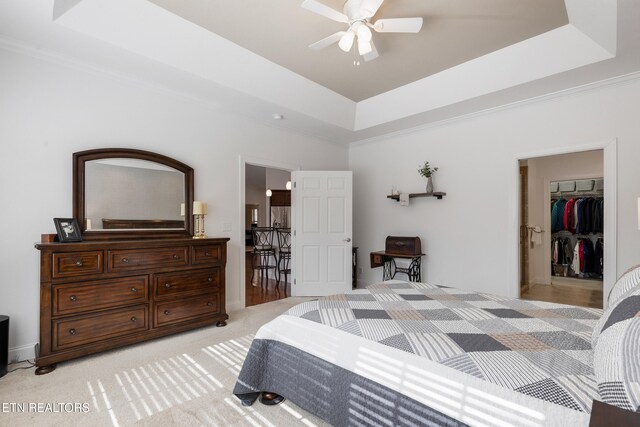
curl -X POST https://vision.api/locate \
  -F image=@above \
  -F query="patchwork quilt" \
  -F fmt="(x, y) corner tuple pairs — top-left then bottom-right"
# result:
(285, 281), (603, 413)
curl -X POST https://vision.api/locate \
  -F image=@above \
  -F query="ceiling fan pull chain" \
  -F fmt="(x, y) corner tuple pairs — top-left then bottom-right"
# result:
(353, 47), (360, 66)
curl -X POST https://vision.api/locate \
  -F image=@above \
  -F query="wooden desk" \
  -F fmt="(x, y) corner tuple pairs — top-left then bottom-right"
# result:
(370, 251), (425, 282)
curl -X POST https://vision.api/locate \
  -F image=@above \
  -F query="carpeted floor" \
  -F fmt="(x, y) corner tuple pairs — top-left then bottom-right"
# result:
(0, 298), (329, 427)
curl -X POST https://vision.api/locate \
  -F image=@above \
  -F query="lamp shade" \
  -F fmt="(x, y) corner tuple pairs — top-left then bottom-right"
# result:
(338, 31), (355, 52)
(358, 40), (372, 55)
(193, 201), (208, 215)
(357, 24), (372, 42)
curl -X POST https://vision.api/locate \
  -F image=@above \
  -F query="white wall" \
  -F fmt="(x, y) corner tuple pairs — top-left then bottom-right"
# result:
(350, 78), (640, 296)
(526, 151), (603, 285)
(0, 48), (347, 360)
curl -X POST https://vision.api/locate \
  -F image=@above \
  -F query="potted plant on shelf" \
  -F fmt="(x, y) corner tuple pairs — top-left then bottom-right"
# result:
(417, 161), (438, 194)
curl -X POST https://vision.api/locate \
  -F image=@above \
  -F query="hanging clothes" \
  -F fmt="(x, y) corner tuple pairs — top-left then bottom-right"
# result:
(551, 199), (567, 232)
(572, 241), (581, 275)
(595, 239), (604, 276)
(563, 198), (575, 231)
(562, 238), (573, 265)
(593, 199), (604, 233)
(550, 182), (604, 280)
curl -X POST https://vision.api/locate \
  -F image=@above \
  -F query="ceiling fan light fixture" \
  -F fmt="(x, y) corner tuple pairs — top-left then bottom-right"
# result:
(356, 24), (372, 43)
(338, 30), (355, 52)
(358, 40), (372, 55)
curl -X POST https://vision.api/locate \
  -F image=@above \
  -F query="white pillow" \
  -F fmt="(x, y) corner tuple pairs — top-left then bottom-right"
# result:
(593, 294), (640, 412)
(593, 265), (640, 347)
(609, 265), (640, 305)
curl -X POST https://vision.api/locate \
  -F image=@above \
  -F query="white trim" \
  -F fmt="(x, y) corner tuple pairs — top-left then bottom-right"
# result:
(237, 156), (299, 309)
(9, 343), (36, 364)
(350, 71), (640, 148)
(510, 139), (617, 308)
(0, 35), (348, 147)
(603, 139), (617, 308)
(3, 34), (640, 147)
(543, 176), (552, 285)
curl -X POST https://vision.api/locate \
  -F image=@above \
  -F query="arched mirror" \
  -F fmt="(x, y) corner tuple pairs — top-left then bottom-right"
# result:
(73, 148), (194, 240)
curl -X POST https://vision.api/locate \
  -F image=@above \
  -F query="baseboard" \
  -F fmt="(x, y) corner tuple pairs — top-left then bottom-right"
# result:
(531, 276), (548, 286)
(9, 343), (37, 363)
(227, 301), (243, 312)
(355, 278), (371, 289)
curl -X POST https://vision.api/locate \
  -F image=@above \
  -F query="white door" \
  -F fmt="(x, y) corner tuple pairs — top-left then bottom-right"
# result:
(291, 171), (352, 296)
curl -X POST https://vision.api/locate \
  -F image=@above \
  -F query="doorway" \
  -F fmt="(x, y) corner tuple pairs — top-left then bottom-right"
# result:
(519, 150), (604, 308)
(242, 160), (295, 307)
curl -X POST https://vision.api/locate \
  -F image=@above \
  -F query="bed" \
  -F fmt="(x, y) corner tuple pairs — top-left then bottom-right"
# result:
(234, 275), (640, 426)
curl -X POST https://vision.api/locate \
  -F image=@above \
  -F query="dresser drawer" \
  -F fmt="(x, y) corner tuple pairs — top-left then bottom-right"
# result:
(154, 268), (220, 299)
(192, 244), (223, 265)
(53, 276), (148, 316)
(108, 246), (188, 272)
(52, 251), (103, 279)
(53, 306), (148, 351)
(154, 294), (220, 327)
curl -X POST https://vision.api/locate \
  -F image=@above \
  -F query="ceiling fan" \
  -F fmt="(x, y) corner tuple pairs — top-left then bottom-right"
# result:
(302, 0), (423, 62)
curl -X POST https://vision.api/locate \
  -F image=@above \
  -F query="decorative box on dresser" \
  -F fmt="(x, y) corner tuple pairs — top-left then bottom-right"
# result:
(34, 237), (229, 375)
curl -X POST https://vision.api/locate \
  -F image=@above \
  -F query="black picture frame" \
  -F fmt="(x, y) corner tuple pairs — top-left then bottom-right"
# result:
(53, 218), (82, 242)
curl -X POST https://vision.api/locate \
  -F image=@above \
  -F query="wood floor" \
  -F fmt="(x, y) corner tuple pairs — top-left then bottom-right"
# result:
(246, 277), (290, 307)
(245, 251), (290, 307)
(521, 277), (603, 309)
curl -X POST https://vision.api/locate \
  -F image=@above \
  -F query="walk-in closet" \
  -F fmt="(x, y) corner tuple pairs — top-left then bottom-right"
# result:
(520, 150), (604, 309)
(550, 178), (604, 282)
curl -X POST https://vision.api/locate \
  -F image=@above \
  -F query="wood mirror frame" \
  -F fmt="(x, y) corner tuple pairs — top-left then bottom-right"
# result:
(73, 148), (194, 240)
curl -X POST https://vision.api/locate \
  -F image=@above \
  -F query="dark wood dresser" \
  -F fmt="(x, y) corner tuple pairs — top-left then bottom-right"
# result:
(34, 237), (229, 374)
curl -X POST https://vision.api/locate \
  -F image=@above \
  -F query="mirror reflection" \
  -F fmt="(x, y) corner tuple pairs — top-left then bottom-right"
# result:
(84, 158), (185, 231)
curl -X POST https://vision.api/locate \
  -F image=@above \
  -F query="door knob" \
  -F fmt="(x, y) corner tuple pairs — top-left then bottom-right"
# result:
(344, 238), (352, 242)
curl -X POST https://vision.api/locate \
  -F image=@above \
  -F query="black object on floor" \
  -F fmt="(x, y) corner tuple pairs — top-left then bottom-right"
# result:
(260, 392), (285, 406)
(0, 315), (8, 378)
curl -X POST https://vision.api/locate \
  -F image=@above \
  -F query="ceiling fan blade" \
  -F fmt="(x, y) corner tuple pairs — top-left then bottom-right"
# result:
(362, 40), (379, 62)
(373, 17), (423, 33)
(301, 0), (348, 23)
(309, 31), (346, 50)
(360, 0), (384, 18)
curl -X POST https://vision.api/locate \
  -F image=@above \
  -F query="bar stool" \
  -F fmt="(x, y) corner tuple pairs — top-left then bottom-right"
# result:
(276, 228), (291, 295)
(251, 227), (277, 288)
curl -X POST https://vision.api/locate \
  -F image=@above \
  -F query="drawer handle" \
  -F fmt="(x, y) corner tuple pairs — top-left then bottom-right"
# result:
(207, 277), (213, 282)
(172, 254), (179, 260)
(69, 295), (77, 302)
(164, 310), (170, 315)
(207, 302), (213, 307)
(69, 328), (77, 336)
(131, 287), (137, 293)
(75, 260), (83, 267)
(165, 283), (172, 289)
(122, 258), (130, 263)
(205, 252), (212, 257)
(131, 316), (137, 322)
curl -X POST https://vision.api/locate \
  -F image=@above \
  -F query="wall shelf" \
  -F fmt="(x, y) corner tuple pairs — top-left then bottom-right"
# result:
(387, 192), (446, 201)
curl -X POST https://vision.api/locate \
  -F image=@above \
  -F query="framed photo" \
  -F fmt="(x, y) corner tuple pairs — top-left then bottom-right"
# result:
(53, 218), (82, 242)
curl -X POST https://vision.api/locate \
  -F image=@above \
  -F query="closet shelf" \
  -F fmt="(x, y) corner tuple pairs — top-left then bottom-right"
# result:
(387, 192), (446, 201)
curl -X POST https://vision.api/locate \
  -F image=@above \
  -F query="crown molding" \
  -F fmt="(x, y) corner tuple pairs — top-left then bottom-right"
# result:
(349, 70), (640, 148)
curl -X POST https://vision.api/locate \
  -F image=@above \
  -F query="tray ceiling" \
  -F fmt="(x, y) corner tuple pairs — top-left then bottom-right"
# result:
(148, 0), (569, 101)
